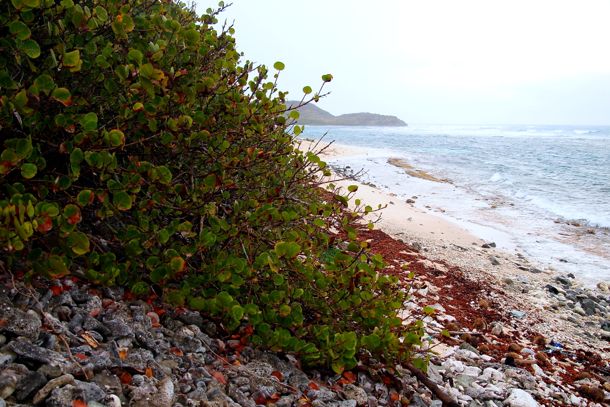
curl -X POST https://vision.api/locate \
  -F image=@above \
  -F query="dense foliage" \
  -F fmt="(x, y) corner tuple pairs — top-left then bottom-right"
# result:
(0, 0), (425, 372)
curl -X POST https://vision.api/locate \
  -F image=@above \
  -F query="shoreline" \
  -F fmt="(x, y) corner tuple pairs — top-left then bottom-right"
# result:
(299, 139), (610, 355)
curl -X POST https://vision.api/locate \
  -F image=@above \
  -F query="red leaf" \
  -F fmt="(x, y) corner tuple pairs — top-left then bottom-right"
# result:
(271, 370), (284, 381)
(338, 371), (356, 385)
(211, 370), (227, 385)
(147, 311), (161, 327)
(74, 353), (88, 361)
(50, 286), (63, 296)
(145, 367), (154, 378)
(37, 216), (53, 233)
(72, 400), (87, 407)
(119, 371), (132, 385)
(308, 381), (320, 390)
(169, 347), (183, 357)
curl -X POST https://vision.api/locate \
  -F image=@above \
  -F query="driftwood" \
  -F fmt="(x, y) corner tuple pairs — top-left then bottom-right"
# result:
(405, 362), (460, 407)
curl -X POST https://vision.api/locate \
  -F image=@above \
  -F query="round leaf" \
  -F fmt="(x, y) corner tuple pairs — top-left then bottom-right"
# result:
(21, 39), (41, 58)
(20, 163), (37, 179)
(67, 231), (90, 255)
(113, 191), (132, 211)
(9, 21), (31, 40)
(273, 61), (285, 71)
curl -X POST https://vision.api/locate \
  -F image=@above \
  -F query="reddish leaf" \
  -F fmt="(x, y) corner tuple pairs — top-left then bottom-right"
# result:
(146, 311), (161, 327)
(50, 286), (63, 296)
(211, 370), (227, 385)
(37, 216), (53, 233)
(308, 381), (320, 390)
(271, 370), (284, 381)
(338, 371), (356, 385)
(119, 371), (132, 385)
(117, 348), (128, 360)
(89, 308), (101, 318)
(169, 347), (183, 357)
(74, 353), (88, 361)
(72, 400), (87, 407)
(390, 391), (400, 402)
(145, 367), (154, 378)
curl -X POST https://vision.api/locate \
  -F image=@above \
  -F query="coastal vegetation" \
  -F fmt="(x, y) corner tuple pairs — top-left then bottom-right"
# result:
(0, 0), (425, 373)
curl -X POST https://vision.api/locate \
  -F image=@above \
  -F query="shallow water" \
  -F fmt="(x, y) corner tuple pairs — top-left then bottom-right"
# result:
(301, 124), (610, 285)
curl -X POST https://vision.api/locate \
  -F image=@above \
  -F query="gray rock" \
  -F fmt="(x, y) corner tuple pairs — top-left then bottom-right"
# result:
(6, 338), (65, 365)
(0, 306), (41, 340)
(528, 267), (543, 274)
(103, 318), (134, 338)
(342, 384), (368, 405)
(0, 364), (29, 399)
(580, 299), (598, 315)
(92, 370), (122, 396)
(0, 397), (5, 407)
(482, 242), (496, 248)
(601, 320), (610, 331)
(14, 371), (46, 401)
(46, 380), (106, 407)
(0, 350), (16, 366)
(489, 256), (501, 266)
(555, 276), (572, 287)
(33, 374), (75, 404)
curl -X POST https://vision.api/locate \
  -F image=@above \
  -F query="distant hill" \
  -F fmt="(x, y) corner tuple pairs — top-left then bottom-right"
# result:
(286, 101), (407, 127)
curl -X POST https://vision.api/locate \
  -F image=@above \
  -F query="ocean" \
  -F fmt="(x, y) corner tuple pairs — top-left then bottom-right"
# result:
(300, 124), (610, 286)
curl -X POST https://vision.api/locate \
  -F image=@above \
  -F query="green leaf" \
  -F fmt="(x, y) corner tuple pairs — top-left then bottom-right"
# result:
(34, 74), (55, 95)
(9, 21), (31, 40)
(94, 6), (108, 22)
(274, 241), (301, 258)
(154, 165), (172, 184)
(112, 191), (132, 211)
(51, 87), (72, 106)
(321, 73), (333, 82)
(423, 305), (437, 315)
(230, 305), (244, 321)
(347, 185), (358, 192)
(79, 112), (98, 132)
(21, 39), (41, 58)
(67, 231), (90, 255)
(273, 61), (285, 71)
(76, 189), (94, 207)
(107, 129), (125, 147)
(20, 163), (37, 179)
(127, 49), (143, 65)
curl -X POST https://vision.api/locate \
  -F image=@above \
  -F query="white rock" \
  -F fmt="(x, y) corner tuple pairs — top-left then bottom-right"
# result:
(504, 388), (539, 407)
(479, 367), (504, 383)
(463, 366), (482, 377)
(455, 348), (481, 360)
(442, 359), (465, 374)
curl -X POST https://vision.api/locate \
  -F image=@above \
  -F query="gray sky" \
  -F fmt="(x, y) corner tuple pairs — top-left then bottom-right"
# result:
(195, 0), (610, 125)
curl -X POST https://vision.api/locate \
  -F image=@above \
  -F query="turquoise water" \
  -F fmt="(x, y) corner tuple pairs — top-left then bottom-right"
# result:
(301, 124), (610, 285)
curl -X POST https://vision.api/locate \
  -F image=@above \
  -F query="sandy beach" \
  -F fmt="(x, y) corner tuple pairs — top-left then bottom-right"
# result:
(299, 138), (610, 357)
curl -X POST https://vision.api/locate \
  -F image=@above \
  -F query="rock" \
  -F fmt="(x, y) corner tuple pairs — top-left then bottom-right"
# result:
(0, 306), (42, 340)
(45, 380), (106, 407)
(601, 320), (610, 332)
(0, 350), (16, 367)
(597, 282), (609, 292)
(555, 276), (572, 287)
(545, 285), (563, 295)
(103, 318), (134, 338)
(14, 371), (46, 401)
(7, 338), (66, 366)
(33, 374), (75, 404)
(577, 384), (605, 403)
(406, 199), (416, 204)
(504, 388), (539, 406)
(572, 305), (586, 316)
(491, 322), (503, 336)
(489, 256), (501, 265)
(528, 267), (543, 274)
(342, 384), (368, 405)
(482, 242), (496, 248)
(510, 310), (526, 319)
(0, 364), (29, 399)
(580, 299), (598, 315)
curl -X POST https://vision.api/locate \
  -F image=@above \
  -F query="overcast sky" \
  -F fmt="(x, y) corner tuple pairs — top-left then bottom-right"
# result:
(194, 0), (610, 125)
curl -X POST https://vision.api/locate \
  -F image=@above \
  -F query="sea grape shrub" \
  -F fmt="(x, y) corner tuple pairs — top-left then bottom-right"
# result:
(0, 0), (425, 371)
